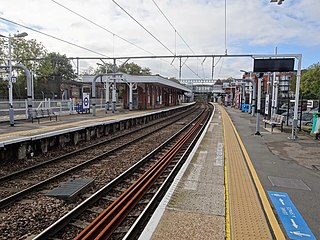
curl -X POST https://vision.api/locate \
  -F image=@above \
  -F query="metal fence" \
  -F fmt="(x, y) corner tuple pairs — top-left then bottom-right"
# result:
(0, 98), (108, 120)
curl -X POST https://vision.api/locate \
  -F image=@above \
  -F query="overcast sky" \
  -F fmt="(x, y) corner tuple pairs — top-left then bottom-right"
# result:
(1, 0), (319, 80)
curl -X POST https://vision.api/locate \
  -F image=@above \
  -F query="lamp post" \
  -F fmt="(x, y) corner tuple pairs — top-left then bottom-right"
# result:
(0, 32), (28, 126)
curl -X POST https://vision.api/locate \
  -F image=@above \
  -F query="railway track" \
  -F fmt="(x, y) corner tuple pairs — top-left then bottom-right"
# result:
(0, 104), (210, 239)
(34, 104), (213, 240)
(0, 105), (196, 208)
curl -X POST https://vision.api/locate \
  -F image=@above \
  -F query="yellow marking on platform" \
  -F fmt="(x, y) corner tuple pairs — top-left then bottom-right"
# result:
(224, 109), (286, 239)
(0, 111), (147, 141)
(223, 115), (231, 240)
(219, 105), (280, 239)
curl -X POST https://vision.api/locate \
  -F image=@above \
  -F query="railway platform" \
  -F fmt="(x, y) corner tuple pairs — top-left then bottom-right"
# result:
(0, 103), (319, 239)
(141, 104), (319, 240)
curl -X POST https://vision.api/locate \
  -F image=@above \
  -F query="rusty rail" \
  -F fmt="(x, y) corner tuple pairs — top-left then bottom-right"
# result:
(74, 107), (210, 240)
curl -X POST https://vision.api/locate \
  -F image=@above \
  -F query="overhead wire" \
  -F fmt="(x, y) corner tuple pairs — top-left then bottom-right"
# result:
(151, 0), (196, 55)
(0, 17), (110, 57)
(112, 0), (175, 56)
(50, 0), (178, 72)
(150, 0), (204, 80)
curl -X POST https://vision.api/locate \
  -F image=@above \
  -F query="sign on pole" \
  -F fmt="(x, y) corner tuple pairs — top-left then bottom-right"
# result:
(82, 93), (90, 109)
(265, 94), (269, 115)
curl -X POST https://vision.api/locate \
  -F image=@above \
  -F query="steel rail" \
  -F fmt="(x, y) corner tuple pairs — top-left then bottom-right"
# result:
(123, 105), (213, 239)
(0, 107), (197, 209)
(33, 105), (206, 240)
(0, 105), (195, 183)
(74, 107), (209, 239)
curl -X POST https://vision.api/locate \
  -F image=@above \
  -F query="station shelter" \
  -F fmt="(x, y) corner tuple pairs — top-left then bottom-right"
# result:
(82, 73), (192, 110)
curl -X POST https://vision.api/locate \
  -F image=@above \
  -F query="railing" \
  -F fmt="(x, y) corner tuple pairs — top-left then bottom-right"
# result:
(0, 98), (112, 121)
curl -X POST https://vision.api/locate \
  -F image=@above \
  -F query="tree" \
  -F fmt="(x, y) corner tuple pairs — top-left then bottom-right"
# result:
(94, 61), (151, 75)
(118, 62), (151, 75)
(94, 62), (115, 74)
(35, 52), (76, 98)
(300, 63), (320, 98)
(0, 37), (47, 99)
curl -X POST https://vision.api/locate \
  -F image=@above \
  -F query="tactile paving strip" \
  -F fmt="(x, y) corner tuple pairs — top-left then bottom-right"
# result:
(220, 106), (273, 240)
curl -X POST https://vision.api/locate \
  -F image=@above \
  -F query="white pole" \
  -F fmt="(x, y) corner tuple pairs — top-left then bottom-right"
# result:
(129, 82), (133, 111)
(290, 55), (302, 139)
(8, 35), (14, 126)
(271, 72), (276, 115)
(255, 77), (262, 135)
(112, 83), (116, 113)
(105, 82), (109, 112)
(274, 78), (279, 114)
(249, 82), (252, 113)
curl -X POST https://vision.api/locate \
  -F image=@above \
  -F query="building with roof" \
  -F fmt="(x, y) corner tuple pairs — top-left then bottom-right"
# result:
(81, 73), (192, 110)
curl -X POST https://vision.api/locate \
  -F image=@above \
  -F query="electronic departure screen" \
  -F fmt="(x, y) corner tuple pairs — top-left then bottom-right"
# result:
(254, 58), (295, 72)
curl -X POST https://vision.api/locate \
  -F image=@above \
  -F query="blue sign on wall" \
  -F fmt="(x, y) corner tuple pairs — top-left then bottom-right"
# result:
(268, 191), (316, 240)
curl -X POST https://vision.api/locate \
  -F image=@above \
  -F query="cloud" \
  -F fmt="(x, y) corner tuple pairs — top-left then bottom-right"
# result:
(0, 0), (319, 79)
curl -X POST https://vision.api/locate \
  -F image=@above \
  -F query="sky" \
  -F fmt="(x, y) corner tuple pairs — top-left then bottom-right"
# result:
(0, 0), (319, 80)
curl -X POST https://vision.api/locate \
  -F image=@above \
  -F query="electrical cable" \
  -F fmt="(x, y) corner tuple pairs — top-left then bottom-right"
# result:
(151, 0), (196, 55)
(150, 0), (204, 79)
(50, 0), (178, 72)
(50, 0), (155, 56)
(112, 0), (175, 56)
(0, 17), (110, 57)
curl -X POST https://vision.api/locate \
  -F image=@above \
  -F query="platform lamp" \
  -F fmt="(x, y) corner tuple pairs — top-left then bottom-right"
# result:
(0, 32), (28, 126)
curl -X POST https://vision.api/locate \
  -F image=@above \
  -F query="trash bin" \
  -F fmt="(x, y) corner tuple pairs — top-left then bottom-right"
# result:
(311, 112), (320, 139)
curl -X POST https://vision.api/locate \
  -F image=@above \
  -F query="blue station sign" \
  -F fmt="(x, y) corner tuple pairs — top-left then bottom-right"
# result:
(268, 191), (316, 240)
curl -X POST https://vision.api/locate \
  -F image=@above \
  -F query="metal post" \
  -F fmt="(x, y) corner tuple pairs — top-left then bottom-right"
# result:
(255, 77), (262, 135)
(129, 82), (133, 111)
(8, 35), (14, 126)
(31, 72), (34, 100)
(289, 54), (302, 140)
(179, 57), (182, 80)
(112, 59), (116, 113)
(92, 74), (104, 116)
(14, 63), (32, 119)
(211, 57), (215, 79)
(112, 83), (116, 113)
(105, 82), (110, 112)
(271, 72), (276, 116)
(274, 76), (279, 114)
(251, 78), (256, 116)
(249, 82), (252, 113)
(242, 83), (246, 108)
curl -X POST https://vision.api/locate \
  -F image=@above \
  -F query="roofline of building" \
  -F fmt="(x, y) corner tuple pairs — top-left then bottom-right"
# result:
(81, 72), (192, 92)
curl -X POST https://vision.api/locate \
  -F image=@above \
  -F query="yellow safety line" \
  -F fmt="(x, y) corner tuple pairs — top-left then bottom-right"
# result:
(224, 109), (286, 240)
(222, 112), (231, 240)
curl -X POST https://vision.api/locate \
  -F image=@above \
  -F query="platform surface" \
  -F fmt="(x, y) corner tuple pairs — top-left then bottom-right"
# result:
(1, 103), (319, 239)
(141, 104), (319, 240)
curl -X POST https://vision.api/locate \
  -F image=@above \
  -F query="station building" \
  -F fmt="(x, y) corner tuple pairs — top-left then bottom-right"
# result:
(81, 73), (192, 110)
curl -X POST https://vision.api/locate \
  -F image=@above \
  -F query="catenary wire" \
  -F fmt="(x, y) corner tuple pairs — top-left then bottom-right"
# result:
(0, 17), (110, 57)
(112, 0), (175, 56)
(112, 1), (202, 79)
(50, 0), (178, 72)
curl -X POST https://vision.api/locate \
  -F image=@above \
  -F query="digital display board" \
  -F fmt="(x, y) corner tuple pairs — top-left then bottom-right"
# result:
(254, 58), (294, 72)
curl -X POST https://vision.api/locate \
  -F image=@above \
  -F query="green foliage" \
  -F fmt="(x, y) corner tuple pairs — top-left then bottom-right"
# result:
(118, 62), (151, 75)
(93, 61), (151, 76)
(94, 62), (115, 74)
(300, 63), (320, 97)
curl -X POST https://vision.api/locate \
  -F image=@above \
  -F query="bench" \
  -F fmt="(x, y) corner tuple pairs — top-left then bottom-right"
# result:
(28, 108), (58, 123)
(263, 114), (285, 132)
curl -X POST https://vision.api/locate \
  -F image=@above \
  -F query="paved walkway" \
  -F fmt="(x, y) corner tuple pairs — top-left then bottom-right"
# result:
(141, 104), (319, 239)
(226, 106), (320, 239)
(0, 103), (319, 239)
